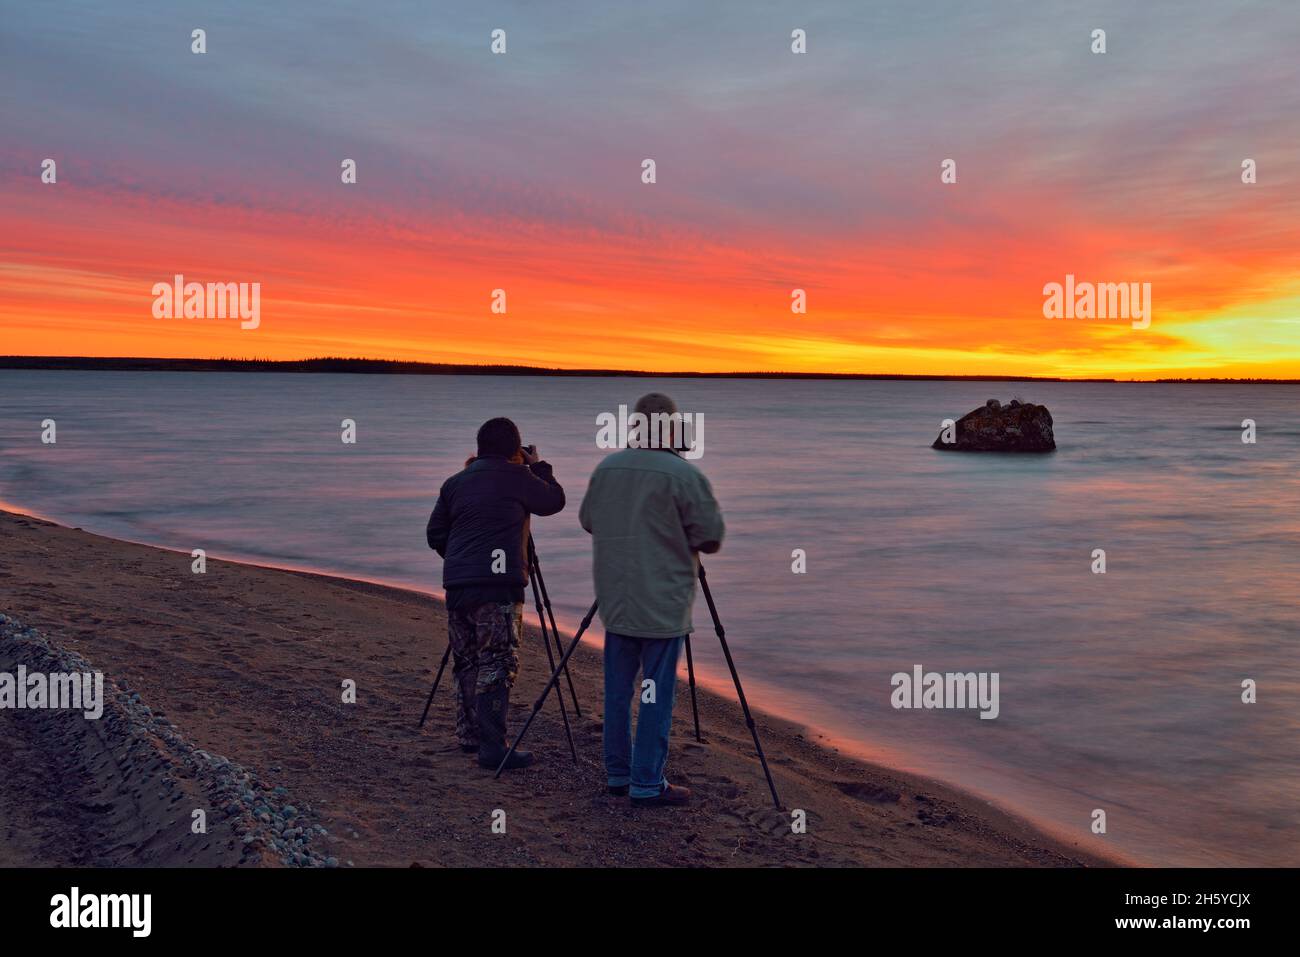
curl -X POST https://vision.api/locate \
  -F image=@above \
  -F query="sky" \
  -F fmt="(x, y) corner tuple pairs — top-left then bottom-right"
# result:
(2, 0), (1299, 378)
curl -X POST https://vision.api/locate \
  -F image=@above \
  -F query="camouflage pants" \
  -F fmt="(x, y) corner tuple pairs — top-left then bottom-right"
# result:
(447, 602), (523, 746)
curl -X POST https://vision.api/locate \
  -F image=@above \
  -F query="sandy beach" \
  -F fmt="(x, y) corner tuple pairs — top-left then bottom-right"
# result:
(0, 508), (1119, 868)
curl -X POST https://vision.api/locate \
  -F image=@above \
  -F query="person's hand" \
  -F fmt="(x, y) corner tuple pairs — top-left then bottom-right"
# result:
(521, 444), (540, 465)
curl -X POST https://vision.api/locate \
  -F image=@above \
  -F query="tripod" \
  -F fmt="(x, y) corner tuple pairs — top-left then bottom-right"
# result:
(527, 536), (582, 717)
(495, 561), (782, 810)
(417, 537), (582, 764)
(525, 536), (577, 761)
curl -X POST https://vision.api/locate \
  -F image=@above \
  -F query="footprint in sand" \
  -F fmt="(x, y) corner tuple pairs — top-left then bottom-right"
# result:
(743, 806), (794, 835)
(696, 776), (740, 800)
(916, 806), (956, 827)
(832, 781), (901, 804)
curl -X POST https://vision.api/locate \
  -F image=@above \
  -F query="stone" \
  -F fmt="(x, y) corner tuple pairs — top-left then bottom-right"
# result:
(933, 399), (1056, 452)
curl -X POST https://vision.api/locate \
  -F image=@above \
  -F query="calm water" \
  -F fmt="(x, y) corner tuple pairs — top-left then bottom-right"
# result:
(1, 370), (1296, 866)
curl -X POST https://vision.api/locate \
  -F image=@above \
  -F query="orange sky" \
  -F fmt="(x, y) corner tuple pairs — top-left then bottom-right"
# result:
(5, 181), (1298, 379)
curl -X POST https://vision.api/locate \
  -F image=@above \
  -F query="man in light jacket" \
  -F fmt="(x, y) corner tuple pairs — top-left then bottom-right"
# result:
(579, 392), (724, 807)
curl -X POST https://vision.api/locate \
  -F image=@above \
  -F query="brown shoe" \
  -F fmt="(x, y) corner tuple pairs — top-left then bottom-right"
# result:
(631, 784), (691, 808)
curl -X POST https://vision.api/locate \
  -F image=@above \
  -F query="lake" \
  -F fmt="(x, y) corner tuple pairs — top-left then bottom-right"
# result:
(1, 370), (1296, 865)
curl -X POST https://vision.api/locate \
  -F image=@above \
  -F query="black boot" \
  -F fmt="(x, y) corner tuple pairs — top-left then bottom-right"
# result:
(476, 687), (535, 770)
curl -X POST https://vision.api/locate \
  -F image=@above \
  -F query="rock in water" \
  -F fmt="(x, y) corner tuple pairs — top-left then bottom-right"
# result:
(933, 398), (1056, 452)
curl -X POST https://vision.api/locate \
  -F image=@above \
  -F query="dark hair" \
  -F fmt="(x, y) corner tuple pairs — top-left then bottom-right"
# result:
(476, 417), (522, 458)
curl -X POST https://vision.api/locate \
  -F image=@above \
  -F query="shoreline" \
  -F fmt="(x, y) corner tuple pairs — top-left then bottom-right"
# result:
(0, 507), (1124, 867)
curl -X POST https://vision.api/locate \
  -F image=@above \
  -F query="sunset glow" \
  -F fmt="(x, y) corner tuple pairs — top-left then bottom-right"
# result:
(3, 1), (1299, 378)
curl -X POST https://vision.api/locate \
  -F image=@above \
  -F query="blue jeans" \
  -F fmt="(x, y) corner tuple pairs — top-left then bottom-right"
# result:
(603, 632), (685, 798)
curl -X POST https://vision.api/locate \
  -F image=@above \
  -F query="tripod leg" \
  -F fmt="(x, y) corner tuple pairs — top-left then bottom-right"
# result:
(683, 635), (702, 742)
(498, 600), (599, 778)
(418, 643), (453, 729)
(698, 564), (782, 810)
(528, 551), (577, 762)
(528, 537), (582, 718)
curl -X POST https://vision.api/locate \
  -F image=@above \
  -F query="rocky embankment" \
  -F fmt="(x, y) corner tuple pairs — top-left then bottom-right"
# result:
(0, 614), (338, 867)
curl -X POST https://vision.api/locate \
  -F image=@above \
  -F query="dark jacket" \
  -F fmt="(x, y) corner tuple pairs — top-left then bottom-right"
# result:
(426, 455), (566, 589)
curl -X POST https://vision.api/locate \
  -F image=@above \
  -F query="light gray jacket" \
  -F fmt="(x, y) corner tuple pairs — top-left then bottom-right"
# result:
(579, 448), (725, 639)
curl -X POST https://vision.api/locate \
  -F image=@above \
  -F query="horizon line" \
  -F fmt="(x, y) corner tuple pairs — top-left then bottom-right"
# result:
(1, 355), (1298, 384)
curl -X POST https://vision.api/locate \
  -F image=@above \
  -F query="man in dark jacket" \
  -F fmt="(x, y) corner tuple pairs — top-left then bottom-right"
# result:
(426, 417), (565, 769)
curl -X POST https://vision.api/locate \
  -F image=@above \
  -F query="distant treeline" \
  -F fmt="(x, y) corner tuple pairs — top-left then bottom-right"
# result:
(0, 355), (1106, 381)
(0, 356), (1295, 383)
(1150, 377), (1300, 384)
